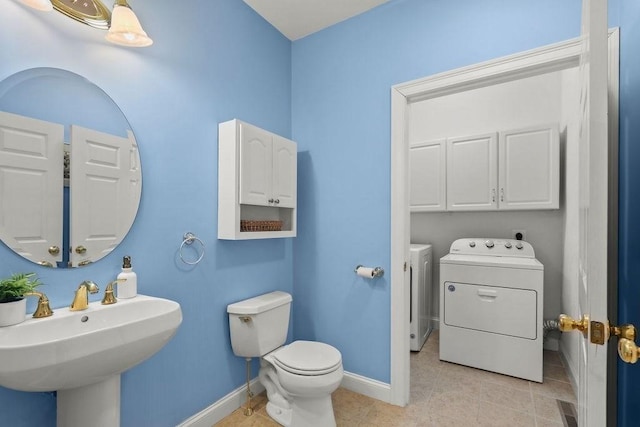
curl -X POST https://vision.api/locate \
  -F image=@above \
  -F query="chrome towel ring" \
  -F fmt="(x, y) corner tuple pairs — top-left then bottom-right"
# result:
(180, 232), (205, 265)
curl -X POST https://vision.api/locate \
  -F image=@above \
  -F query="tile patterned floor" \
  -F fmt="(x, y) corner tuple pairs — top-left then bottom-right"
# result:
(215, 330), (576, 426)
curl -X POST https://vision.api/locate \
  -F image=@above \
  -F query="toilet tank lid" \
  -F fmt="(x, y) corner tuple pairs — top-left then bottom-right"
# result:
(227, 291), (292, 315)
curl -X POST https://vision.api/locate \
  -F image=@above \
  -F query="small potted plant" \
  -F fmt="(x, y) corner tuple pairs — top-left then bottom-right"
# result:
(0, 272), (41, 327)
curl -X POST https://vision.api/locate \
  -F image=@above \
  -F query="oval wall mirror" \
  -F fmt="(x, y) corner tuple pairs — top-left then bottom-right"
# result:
(0, 67), (142, 268)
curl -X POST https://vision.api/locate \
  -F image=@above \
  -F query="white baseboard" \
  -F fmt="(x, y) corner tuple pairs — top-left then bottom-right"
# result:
(340, 371), (391, 403)
(178, 371), (391, 426)
(177, 378), (265, 427)
(559, 340), (579, 397)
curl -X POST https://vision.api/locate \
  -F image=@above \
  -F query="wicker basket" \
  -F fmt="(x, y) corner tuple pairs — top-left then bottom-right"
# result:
(240, 220), (283, 232)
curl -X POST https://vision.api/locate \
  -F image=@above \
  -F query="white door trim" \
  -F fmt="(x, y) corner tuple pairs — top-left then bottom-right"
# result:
(389, 30), (619, 406)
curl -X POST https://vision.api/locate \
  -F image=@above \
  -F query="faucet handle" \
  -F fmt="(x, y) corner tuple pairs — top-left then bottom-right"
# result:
(24, 291), (54, 318)
(101, 279), (126, 305)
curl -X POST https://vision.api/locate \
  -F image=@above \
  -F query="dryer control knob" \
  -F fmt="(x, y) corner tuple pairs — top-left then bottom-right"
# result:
(485, 240), (494, 248)
(469, 241), (476, 248)
(505, 242), (512, 249)
(516, 242), (524, 250)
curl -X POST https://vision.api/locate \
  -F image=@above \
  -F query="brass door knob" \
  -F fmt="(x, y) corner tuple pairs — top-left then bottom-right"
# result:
(618, 338), (640, 364)
(558, 314), (589, 337)
(611, 324), (637, 341)
(75, 245), (87, 254)
(37, 261), (54, 267)
(48, 245), (60, 255)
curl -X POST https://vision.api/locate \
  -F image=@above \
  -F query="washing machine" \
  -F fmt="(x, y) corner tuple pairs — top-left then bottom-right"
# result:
(410, 244), (432, 351)
(439, 238), (543, 382)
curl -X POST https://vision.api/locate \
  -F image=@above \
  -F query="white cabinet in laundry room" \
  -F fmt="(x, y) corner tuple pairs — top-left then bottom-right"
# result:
(498, 125), (559, 210)
(446, 133), (498, 211)
(409, 139), (447, 212)
(218, 119), (297, 240)
(444, 124), (559, 211)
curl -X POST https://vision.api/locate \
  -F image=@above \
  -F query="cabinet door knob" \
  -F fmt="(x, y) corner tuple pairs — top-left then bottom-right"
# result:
(274, 199), (280, 204)
(268, 199), (274, 204)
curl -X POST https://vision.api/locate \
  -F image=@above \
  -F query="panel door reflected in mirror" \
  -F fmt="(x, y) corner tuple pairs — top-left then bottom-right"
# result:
(0, 68), (142, 268)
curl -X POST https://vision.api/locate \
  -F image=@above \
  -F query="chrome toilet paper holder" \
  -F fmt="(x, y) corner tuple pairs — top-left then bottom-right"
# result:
(354, 265), (384, 278)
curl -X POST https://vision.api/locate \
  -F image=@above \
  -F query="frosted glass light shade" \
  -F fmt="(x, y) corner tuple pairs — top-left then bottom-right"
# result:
(105, 1), (152, 47)
(20, 0), (53, 11)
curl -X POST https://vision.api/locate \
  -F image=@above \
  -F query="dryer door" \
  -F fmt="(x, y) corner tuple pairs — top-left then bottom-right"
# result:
(443, 282), (537, 339)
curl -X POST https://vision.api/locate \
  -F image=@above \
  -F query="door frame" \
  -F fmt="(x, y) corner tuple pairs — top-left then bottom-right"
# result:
(389, 30), (619, 407)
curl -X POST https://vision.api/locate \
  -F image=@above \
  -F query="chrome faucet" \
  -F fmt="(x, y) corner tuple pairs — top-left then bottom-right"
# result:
(70, 280), (99, 311)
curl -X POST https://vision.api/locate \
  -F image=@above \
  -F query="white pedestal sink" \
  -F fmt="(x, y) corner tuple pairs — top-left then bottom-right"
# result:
(0, 294), (182, 427)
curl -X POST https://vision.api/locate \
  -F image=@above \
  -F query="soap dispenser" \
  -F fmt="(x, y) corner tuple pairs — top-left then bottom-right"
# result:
(116, 255), (137, 299)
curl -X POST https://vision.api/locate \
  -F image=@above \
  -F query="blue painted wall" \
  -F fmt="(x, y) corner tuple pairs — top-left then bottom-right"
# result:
(291, 0), (582, 383)
(0, 1), (292, 426)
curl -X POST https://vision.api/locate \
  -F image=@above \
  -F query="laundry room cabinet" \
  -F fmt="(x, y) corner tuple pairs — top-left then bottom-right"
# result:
(497, 125), (559, 210)
(409, 139), (446, 212)
(446, 133), (498, 211)
(218, 119), (297, 240)
(412, 124), (558, 212)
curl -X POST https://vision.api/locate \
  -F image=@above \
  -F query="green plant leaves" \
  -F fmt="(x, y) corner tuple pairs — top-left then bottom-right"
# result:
(0, 273), (41, 303)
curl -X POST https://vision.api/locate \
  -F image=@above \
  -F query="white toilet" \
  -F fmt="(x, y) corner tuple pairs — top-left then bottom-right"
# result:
(227, 291), (343, 427)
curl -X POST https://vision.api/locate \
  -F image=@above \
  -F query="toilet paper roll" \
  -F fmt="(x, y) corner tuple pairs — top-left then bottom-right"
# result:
(356, 266), (375, 278)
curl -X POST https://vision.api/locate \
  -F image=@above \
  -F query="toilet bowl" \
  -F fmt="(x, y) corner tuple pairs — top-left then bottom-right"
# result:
(260, 341), (343, 426)
(227, 292), (344, 427)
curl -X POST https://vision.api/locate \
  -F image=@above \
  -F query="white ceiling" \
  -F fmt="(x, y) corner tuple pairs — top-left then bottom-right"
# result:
(242, 0), (391, 41)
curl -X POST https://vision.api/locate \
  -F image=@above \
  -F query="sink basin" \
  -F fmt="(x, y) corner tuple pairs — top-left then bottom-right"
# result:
(0, 294), (182, 392)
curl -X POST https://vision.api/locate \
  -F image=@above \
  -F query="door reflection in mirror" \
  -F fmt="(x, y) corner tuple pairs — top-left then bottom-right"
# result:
(0, 68), (142, 268)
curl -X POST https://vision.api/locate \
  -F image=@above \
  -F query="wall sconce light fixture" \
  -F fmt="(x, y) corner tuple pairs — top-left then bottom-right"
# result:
(19, 0), (153, 47)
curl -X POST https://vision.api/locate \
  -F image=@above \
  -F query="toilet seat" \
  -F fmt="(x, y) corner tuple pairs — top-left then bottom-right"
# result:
(269, 341), (342, 376)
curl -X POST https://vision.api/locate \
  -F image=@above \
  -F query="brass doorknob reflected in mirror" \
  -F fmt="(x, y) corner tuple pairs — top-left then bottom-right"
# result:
(75, 246), (87, 254)
(558, 314), (590, 337)
(48, 245), (60, 255)
(618, 338), (640, 364)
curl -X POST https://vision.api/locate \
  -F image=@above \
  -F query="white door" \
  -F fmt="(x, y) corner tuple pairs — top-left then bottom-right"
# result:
(0, 111), (63, 267)
(239, 121), (272, 206)
(409, 139), (446, 212)
(70, 126), (141, 267)
(576, 0), (609, 425)
(272, 135), (297, 208)
(446, 133), (497, 211)
(498, 125), (559, 210)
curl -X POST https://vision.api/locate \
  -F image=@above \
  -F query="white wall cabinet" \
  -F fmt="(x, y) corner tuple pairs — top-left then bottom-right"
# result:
(409, 139), (446, 212)
(446, 133), (498, 211)
(409, 124), (559, 212)
(498, 126), (559, 210)
(218, 119), (297, 240)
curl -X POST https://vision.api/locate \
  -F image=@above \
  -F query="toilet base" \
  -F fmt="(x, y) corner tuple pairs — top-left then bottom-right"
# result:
(266, 401), (292, 426)
(267, 395), (336, 427)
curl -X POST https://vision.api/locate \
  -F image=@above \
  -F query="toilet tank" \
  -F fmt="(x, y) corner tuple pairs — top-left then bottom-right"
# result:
(227, 291), (292, 358)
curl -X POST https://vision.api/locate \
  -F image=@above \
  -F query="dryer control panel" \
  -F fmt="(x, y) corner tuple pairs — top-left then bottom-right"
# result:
(448, 238), (535, 258)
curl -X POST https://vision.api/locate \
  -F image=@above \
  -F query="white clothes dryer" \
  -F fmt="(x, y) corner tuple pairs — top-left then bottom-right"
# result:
(439, 238), (543, 382)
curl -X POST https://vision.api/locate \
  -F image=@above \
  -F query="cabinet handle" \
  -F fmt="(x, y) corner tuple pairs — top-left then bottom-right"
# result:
(491, 189), (496, 203)
(500, 188), (504, 202)
(274, 199), (280, 204)
(268, 199), (274, 204)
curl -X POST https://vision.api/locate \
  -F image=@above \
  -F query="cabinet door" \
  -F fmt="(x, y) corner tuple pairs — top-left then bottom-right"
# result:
(239, 122), (272, 206)
(446, 133), (497, 211)
(409, 139), (446, 211)
(272, 135), (297, 208)
(498, 125), (559, 210)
